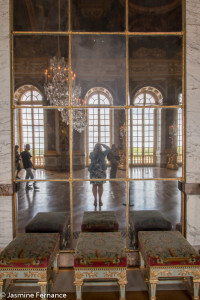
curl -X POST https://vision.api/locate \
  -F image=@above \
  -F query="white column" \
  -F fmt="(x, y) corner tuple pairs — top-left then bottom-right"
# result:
(0, 0), (13, 248)
(186, 0), (200, 245)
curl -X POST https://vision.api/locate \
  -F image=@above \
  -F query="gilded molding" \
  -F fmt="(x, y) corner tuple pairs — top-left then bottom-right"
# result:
(0, 184), (14, 196)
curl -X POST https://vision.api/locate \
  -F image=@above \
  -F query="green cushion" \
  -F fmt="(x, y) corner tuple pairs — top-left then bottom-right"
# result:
(81, 211), (119, 232)
(25, 212), (70, 249)
(74, 232), (126, 267)
(0, 233), (59, 268)
(129, 210), (172, 248)
(139, 231), (200, 266)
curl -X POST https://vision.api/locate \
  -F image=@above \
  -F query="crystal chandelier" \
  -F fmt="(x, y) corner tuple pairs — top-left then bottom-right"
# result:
(44, 57), (87, 133)
(43, 0), (87, 133)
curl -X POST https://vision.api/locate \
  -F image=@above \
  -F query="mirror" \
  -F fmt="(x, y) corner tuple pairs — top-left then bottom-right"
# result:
(17, 182), (70, 235)
(71, 35), (126, 106)
(13, 35), (69, 95)
(72, 108), (127, 179)
(13, 0), (184, 251)
(71, 0), (125, 32)
(128, 0), (182, 32)
(128, 180), (182, 249)
(72, 181), (127, 247)
(13, 0), (68, 32)
(14, 108), (70, 180)
(129, 35), (182, 106)
(129, 108), (183, 179)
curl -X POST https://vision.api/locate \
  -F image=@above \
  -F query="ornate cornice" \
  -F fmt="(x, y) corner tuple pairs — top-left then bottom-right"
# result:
(0, 184), (14, 196)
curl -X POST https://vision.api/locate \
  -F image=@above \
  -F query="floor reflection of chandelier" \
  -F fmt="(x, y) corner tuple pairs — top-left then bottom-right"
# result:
(44, 57), (87, 133)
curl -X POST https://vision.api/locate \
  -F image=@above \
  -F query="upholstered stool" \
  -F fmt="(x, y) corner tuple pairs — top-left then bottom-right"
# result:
(81, 211), (119, 232)
(0, 233), (60, 298)
(25, 212), (70, 249)
(74, 232), (127, 300)
(129, 210), (172, 249)
(138, 231), (200, 300)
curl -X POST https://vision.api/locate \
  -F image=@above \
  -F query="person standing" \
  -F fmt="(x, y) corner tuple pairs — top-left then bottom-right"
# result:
(88, 143), (110, 206)
(107, 144), (120, 178)
(15, 145), (21, 179)
(21, 144), (39, 190)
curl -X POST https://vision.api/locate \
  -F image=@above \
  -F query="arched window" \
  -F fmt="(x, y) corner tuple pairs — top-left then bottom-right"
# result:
(177, 93), (183, 164)
(85, 87), (113, 164)
(129, 87), (163, 165)
(15, 85), (44, 168)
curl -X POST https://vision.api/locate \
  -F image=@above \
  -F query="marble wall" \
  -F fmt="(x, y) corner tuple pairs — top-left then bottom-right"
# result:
(186, 0), (200, 245)
(0, 0), (13, 247)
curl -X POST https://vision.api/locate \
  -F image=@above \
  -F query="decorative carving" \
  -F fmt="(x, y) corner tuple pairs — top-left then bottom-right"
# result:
(150, 269), (172, 279)
(178, 269), (193, 277)
(150, 269), (159, 279)
(38, 272), (47, 281)
(0, 272), (18, 279)
(103, 271), (119, 278)
(0, 184), (13, 196)
(24, 271), (39, 278)
(75, 271), (84, 281)
(193, 269), (200, 279)
(119, 270), (127, 281)
(23, 271), (47, 281)
(82, 271), (98, 278)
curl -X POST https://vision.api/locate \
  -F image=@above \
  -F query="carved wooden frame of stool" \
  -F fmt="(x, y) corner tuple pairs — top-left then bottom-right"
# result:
(0, 253), (59, 300)
(74, 267), (127, 300)
(139, 251), (200, 300)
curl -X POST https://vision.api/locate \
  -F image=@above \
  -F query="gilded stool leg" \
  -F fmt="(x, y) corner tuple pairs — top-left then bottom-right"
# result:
(193, 279), (200, 300)
(149, 280), (158, 300)
(0, 280), (4, 300)
(75, 283), (82, 300)
(119, 283), (126, 300)
(38, 282), (48, 299)
(74, 270), (83, 300)
(53, 253), (59, 273)
(139, 252), (145, 269)
(118, 270), (127, 300)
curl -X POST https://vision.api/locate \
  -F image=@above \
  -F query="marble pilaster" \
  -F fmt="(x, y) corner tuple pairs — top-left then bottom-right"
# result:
(0, 0), (13, 247)
(186, 0), (200, 245)
(0, 196), (13, 248)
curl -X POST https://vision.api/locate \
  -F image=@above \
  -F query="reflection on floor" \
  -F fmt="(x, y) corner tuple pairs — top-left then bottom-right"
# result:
(17, 167), (182, 249)
(17, 165), (182, 180)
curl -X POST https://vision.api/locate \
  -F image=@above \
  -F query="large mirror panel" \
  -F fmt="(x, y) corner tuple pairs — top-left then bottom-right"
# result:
(13, 0), (68, 32)
(129, 35), (182, 106)
(72, 108), (127, 179)
(17, 181), (70, 238)
(14, 108), (70, 180)
(128, 0), (182, 32)
(71, 35), (126, 106)
(128, 180), (182, 249)
(129, 108), (183, 179)
(71, 0), (125, 32)
(14, 35), (69, 100)
(73, 181), (127, 247)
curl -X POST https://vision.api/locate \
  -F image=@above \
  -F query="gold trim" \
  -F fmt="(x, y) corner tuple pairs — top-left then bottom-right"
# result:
(14, 105), (182, 109)
(14, 177), (184, 182)
(12, 31), (183, 36)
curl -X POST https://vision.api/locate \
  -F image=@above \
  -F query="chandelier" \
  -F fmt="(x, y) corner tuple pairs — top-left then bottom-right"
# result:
(43, 0), (87, 133)
(44, 57), (87, 133)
